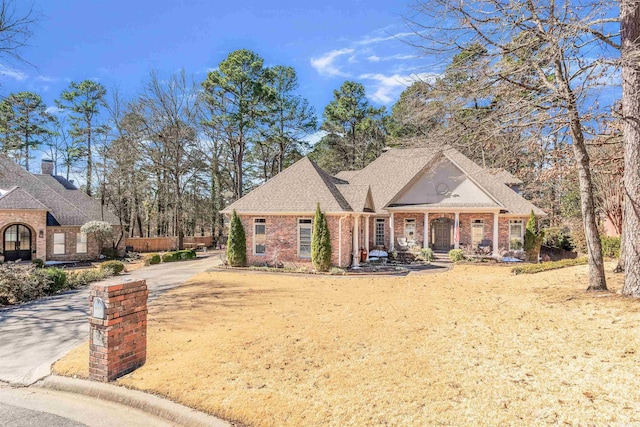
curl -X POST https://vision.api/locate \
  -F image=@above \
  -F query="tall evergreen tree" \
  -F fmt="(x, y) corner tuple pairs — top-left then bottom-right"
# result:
(2, 92), (53, 171)
(226, 209), (247, 267)
(311, 203), (332, 271)
(56, 80), (107, 196)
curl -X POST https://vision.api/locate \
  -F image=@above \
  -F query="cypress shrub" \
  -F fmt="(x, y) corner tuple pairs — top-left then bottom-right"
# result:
(311, 203), (332, 271)
(524, 210), (544, 262)
(226, 209), (247, 267)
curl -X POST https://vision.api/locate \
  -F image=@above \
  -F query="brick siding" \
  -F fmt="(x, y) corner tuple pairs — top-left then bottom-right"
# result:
(0, 210), (47, 261)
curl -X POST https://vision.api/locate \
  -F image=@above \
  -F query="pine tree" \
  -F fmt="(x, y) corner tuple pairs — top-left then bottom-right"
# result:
(226, 210), (247, 267)
(524, 210), (544, 262)
(311, 203), (332, 271)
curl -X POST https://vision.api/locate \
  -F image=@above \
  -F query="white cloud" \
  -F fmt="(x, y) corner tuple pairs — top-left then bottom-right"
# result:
(367, 55), (381, 62)
(0, 65), (27, 81)
(305, 130), (328, 146)
(360, 72), (437, 104)
(310, 48), (354, 77)
(45, 106), (62, 115)
(36, 75), (57, 82)
(356, 31), (415, 46)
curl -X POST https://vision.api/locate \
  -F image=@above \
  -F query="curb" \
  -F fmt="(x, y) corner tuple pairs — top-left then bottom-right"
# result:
(37, 375), (231, 427)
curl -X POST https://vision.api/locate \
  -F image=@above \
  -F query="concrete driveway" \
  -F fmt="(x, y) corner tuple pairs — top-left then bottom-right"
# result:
(0, 255), (221, 386)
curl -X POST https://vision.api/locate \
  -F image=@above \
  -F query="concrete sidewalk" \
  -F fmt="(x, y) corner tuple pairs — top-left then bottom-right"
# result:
(0, 255), (221, 386)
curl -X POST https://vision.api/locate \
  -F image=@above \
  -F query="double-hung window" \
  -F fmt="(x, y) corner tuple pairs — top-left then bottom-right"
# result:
(509, 220), (524, 250)
(254, 218), (266, 255)
(375, 218), (385, 247)
(298, 219), (312, 258)
(53, 233), (65, 255)
(471, 219), (484, 247)
(76, 233), (87, 254)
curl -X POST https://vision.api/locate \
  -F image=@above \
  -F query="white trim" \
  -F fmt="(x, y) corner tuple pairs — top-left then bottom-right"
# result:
(364, 216), (369, 260)
(493, 213), (500, 257)
(454, 212), (460, 249)
(389, 212), (395, 251)
(423, 213), (429, 249)
(352, 215), (361, 267)
(385, 206), (501, 213)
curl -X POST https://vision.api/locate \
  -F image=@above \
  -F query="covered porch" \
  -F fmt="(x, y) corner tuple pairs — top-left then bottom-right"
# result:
(350, 209), (507, 267)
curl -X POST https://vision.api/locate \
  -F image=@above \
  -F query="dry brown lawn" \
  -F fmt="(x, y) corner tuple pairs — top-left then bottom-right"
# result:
(55, 263), (640, 426)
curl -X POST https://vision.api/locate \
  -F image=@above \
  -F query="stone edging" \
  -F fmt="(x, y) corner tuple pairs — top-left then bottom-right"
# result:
(37, 375), (231, 427)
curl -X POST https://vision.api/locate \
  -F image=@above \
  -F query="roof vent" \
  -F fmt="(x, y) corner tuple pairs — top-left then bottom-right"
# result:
(381, 146), (392, 153)
(41, 159), (54, 175)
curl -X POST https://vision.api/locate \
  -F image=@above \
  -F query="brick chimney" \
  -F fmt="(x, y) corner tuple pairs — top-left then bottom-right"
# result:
(41, 159), (54, 175)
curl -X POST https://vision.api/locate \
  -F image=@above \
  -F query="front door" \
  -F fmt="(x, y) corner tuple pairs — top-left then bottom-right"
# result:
(4, 224), (32, 261)
(433, 221), (451, 251)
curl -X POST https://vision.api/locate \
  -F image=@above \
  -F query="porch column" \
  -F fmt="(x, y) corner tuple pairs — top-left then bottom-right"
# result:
(389, 212), (395, 251)
(352, 214), (360, 267)
(423, 212), (429, 249)
(493, 212), (500, 257)
(454, 212), (460, 249)
(364, 215), (370, 261)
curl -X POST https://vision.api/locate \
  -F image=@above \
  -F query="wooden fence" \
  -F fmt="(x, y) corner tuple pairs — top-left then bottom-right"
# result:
(125, 236), (214, 253)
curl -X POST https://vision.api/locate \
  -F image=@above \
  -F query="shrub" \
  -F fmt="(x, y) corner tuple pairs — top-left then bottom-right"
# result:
(178, 249), (196, 260)
(226, 209), (247, 267)
(417, 248), (435, 263)
(600, 236), (621, 259)
(162, 252), (179, 262)
(511, 257), (587, 275)
(543, 227), (573, 251)
(149, 253), (161, 265)
(0, 264), (50, 305)
(311, 203), (332, 272)
(31, 259), (45, 269)
(329, 267), (346, 275)
(100, 260), (125, 275)
(44, 268), (68, 294)
(67, 268), (113, 289)
(449, 249), (465, 262)
(524, 210), (544, 262)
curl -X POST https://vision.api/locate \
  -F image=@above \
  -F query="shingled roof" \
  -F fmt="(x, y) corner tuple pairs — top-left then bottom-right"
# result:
(224, 146), (544, 216)
(223, 157), (354, 213)
(0, 156), (120, 225)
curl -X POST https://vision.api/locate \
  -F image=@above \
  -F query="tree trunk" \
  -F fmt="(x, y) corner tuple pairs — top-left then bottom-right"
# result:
(615, 228), (625, 273)
(555, 59), (607, 291)
(621, 0), (640, 296)
(86, 124), (93, 196)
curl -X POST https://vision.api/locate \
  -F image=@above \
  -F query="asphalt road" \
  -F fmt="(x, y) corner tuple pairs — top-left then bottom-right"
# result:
(0, 383), (175, 427)
(0, 255), (221, 386)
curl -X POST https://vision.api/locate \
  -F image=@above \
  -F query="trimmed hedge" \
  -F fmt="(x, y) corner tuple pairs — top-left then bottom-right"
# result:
(45, 268), (68, 293)
(511, 257), (588, 275)
(100, 260), (125, 275)
(149, 253), (161, 265)
(162, 252), (179, 263)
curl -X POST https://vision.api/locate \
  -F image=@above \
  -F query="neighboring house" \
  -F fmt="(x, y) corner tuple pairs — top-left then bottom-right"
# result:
(0, 157), (122, 262)
(223, 146), (545, 268)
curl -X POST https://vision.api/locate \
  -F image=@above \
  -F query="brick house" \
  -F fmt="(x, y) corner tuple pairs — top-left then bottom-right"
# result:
(0, 156), (122, 263)
(223, 146), (545, 268)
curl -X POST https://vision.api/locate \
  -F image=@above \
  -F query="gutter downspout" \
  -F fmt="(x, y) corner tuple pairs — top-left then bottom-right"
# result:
(338, 215), (349, 268)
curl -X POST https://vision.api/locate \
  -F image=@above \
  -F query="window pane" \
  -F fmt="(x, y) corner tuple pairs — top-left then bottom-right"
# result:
(375, 220), (385, 246)
(76, 233), (87, 254)
(255, 222), (266, 254)
(54, 233), (65, 255)
(471, 223), (484, 246)
(299, 224), (312, 257)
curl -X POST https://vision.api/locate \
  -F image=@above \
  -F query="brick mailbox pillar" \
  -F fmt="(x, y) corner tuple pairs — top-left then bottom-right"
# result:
(89, 279), (148, 382)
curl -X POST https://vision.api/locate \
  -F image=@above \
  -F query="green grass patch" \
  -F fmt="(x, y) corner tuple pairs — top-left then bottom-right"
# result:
(511, 257), (587, 275)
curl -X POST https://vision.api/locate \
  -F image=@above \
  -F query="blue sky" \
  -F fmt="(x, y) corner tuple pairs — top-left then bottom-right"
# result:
(0, 0), (435, 130)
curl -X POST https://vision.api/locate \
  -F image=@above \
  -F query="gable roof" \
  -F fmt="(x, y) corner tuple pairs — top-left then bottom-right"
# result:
(0, 186), (49, 210)
(223, 157), (354, 213)
(0, 156), (120, 225)
(223, 146), (544, 217)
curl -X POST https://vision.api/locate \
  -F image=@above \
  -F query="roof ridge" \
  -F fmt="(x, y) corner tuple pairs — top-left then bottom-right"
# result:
(307, 158), (353, 211)
(28, 173), (94, 224)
